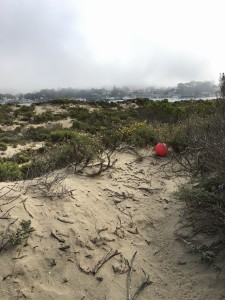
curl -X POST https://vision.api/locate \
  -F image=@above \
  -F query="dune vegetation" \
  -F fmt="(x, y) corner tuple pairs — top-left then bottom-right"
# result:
(1, 94), (225, 298)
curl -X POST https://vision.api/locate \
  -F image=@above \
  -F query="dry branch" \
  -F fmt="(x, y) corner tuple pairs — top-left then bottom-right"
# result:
(0, 206), (15, 219)
(57, 217), (74, 224)
(126, 251), (152, 300)
(92, 249), (120, 275)
(126, 251), (137, 300)
(50, 231), (65, 243)
(22, 200), (33, 218)
(132, 269), (152, 300)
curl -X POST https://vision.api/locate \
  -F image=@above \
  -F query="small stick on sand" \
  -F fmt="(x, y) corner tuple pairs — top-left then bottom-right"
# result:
(57, 217), (74, 224)
(22, 200), (33, 218)
(92, 249), (120, 275)
(126, 251), (152, 300)
(50, 231), (65, 243)
(0, 206), (15, 219)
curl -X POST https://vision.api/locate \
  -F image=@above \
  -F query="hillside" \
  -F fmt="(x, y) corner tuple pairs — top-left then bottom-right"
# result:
(0, 149), (225, 300)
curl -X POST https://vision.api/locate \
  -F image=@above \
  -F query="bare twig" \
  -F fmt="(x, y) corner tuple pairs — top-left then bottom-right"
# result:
(22, 200), (33, 218)
(132, 269), (152, 300)
(0, 206), (15, 219)
(216, 262), (225, 278)
(50, 231), (65, 243)
(92, 249), (120, 275)
(57, 217), (74, 224)
(126, 251), (137, 300)
(126, 251), (152, 300)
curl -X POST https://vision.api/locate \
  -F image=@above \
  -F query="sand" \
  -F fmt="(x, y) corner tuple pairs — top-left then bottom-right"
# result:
(0, 149), (225, 300)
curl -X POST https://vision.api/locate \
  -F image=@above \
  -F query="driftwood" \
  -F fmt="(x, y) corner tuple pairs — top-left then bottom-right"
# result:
(92, 249), (120, 275)
(50, 231), (65, 243)
(57, 217), (74, 224)
(59, 245), (70, 251)
(22, 199), (33, 218)
(126, 251), (152, 300)
(0, 206), (15, 219)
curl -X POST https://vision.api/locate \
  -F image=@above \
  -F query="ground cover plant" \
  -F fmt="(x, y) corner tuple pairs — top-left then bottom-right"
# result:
(174, 99), (225, 261)
(0, 98), (221, 183)
(1, 97), (225, 264)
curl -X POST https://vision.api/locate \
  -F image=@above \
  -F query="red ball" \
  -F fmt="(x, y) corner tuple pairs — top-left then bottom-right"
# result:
(155, 143), (168, 156)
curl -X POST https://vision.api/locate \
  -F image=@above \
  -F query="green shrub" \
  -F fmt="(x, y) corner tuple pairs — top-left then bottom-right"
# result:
(174, 178), (225, 239)
(32, 111), (67, 124)
(14, 105), (35, 121)
(158, 123), (188, 152)
(7, 220), (33, 246)
(71, 120), (89, 132)
(101, 128), (123, 150)
(32, 111), (55, 123)
(11, 152), (31, 164)
(0, 142), (7, 151)
(23, 126), (52, 141)
(0, 137), (18, 144)
(69, 107), (90, 120)
(23, 132), (103, 178)
(50, 129), (77, 142)
(0, 162), (22, 181)
(120, 122), (156, 147)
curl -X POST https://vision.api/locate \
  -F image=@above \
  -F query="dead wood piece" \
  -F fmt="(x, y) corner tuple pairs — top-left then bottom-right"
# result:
(50, 231), (65, 243)
(92, 249), (120, 275)
(112, 262), (129, 274)
(57, 217), (74, 224)
(138, 187), (162, 194)
(216, 262), (225, 278)
(98, 227), (108, 234)
(126, 251), (137, 300)
(2, 274), (12, 281)
(0, 206), (15, 219)
(114, 228), (125, 239)
(90, 236), (107, 247)
(126, 251), (152, 300)
(78, 263), (91, 274)
(1, 198), (17, 206)
(132, 269), (153, 300)
(127, 227), (139, 235)
(115, 205), (131, 217)
(59, 245), (70, 251)
(103, 236), (115, 242)
(22, 202), (33, 218)
(113, 215), (125, 238)
(12, 255), (27, 260)
(113, 199), (122, 204)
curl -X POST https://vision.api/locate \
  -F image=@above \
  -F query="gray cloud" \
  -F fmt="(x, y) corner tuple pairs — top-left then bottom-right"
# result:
(0, 0), (221, 93)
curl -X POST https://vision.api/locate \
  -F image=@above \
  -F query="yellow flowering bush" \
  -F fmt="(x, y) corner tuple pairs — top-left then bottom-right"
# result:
(119, 122), (156, 147)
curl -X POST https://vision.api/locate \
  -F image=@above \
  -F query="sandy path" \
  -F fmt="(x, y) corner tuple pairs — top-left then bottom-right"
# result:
(0, 150), (224, 299)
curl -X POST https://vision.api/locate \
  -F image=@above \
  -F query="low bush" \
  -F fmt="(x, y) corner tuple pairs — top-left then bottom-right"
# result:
(14, 105), (35, 121)
(0, 142), (7, 151)
(175, 178), (225, 237)
(23, 132), (103, 178)
(22, 123), (64, 142)
(10, 152), (31, 164)
(173, 105), (225, 257)
(50, 129), (77, 143)
(119, 122), (156, 147)
(0, 162), (22, 181)
(32, 111), (67, 124)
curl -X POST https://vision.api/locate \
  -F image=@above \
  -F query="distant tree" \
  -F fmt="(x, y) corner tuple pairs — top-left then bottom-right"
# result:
(219, 73), (225, 98)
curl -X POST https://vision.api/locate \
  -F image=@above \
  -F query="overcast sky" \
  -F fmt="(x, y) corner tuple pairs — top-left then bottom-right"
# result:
(0, 0), (224, 93)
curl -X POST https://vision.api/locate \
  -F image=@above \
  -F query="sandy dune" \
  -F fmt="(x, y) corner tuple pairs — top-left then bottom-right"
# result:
(0, 150), (224, 300)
